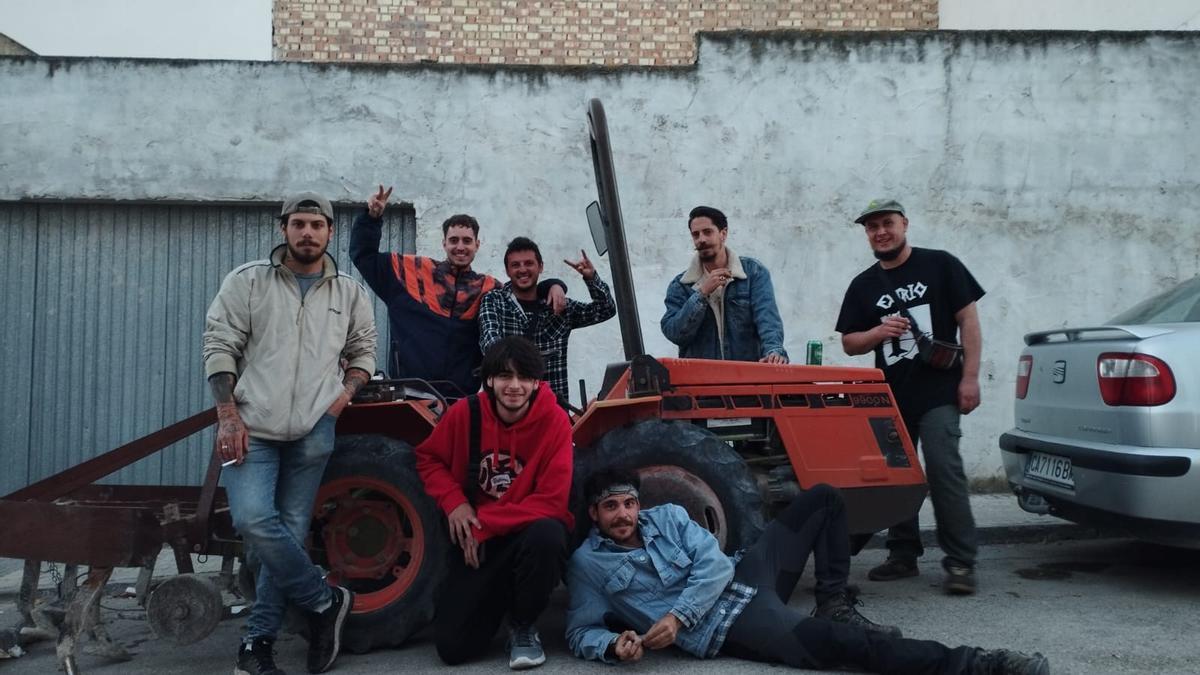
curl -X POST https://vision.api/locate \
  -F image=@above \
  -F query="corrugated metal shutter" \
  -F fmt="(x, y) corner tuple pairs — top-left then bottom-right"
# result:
(1, 204), (38, 495)
(0, 201), (415, 495)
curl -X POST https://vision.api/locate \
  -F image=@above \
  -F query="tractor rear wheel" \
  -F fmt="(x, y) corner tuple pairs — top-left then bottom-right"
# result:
(310, 434), (446, 653)
(576, 420), (764, 552)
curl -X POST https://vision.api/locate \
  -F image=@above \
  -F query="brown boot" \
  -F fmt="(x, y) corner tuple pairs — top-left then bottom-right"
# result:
(867, 557), (918, 581)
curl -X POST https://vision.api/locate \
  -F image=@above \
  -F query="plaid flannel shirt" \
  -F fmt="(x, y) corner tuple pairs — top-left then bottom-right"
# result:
(479, 275), (616, 400)
(704, 580), (756, 656)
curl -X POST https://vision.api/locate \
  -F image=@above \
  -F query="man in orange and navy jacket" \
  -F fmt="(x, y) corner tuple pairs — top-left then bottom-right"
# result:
(415, 336), (573, 669)
(349, 185), (566, 395)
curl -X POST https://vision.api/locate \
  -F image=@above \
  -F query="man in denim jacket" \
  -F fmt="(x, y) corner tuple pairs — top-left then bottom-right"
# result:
(565, 469), (1049, 674)
(661, 206), (788, 363)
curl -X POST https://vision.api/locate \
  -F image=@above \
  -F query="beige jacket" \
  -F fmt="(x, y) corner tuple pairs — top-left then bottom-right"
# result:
(202, 245), (377, 441)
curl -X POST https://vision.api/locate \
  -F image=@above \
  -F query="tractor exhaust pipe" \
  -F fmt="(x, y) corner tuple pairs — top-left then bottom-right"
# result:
(586, 98), (645, 361)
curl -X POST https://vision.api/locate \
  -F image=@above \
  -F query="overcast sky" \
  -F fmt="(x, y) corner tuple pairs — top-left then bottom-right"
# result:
(940, 0), (1200, 30)
(0, 0), (271, 60)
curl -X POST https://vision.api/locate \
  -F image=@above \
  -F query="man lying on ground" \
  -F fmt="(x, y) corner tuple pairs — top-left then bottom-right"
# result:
(565, 468), (1050, 674)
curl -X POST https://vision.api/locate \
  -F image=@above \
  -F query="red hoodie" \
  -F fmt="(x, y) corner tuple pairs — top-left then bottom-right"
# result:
(415, 386), (574, 543)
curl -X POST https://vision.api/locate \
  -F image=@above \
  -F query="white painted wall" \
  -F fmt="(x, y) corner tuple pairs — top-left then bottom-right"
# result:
(2, 31), (1198, 483)
(941, 0), (1200, 30)
(0, 0), (272, 59)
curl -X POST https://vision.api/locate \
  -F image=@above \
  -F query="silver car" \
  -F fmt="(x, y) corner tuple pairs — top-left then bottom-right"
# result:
(1000, 275), (1200, 548)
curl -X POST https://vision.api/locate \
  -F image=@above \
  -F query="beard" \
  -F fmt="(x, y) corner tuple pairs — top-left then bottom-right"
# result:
(602, 519), (636, 541)
(696, 246), (717, 261)
(288, 240), (327, 265)
(496, 395), (529, 413)
(492, 386), (532, 414)
(873, 237), (906, 261)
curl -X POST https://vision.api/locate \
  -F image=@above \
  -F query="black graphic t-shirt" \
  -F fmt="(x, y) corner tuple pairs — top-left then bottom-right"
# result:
(835, 247), (985, 422)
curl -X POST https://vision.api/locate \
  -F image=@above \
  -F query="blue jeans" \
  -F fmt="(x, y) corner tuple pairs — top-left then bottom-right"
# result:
(224, 413), (336, 641)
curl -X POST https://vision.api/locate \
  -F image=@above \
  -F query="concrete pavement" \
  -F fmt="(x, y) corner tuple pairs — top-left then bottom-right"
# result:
(1, 492), (1141, 673)
(3, 537), (1199, 673)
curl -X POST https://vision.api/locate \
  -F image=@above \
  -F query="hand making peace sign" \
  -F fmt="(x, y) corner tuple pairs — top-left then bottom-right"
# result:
(367, 184), (393, 218)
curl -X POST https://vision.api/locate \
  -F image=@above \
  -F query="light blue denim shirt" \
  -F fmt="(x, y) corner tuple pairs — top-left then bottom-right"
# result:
(661, 251), (788, 362)
(565, 504), (743, 662)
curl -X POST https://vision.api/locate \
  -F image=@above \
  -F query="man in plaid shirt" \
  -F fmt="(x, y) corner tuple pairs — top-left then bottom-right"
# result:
(479, 237), (616, 405)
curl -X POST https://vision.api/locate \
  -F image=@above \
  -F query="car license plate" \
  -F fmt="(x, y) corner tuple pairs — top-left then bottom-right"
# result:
(1024, 451), (1074, 488)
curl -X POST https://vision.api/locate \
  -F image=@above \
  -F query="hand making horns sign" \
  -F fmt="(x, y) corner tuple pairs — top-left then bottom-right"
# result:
(564, 249), (597, 281)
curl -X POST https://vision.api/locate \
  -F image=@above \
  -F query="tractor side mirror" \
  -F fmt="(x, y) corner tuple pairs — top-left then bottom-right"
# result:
(585, 201), (609, 256)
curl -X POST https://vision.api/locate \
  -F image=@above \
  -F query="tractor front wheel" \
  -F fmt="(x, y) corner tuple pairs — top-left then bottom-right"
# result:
(576, 420), (764, 552)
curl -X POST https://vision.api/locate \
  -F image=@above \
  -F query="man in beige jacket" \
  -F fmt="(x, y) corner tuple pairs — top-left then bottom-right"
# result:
(203, 192), (377, 675)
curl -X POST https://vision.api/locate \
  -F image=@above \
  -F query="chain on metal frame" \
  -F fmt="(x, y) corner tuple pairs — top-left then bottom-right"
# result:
(46, 562), (62, 587)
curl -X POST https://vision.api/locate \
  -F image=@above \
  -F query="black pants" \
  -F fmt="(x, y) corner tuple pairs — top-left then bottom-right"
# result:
(722, 485), (977, 674)
(733, 483), (850, 605)
(433, 518), (568, 665)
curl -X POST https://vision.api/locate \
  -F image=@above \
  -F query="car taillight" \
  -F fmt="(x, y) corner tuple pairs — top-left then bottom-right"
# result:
(1096, 353), (1176, 406)
(1015, 355), (1033, 399)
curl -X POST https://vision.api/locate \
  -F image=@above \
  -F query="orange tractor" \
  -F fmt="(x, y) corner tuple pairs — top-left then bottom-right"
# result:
(0, 100), (926, 665)
(308, 99), (927, 652)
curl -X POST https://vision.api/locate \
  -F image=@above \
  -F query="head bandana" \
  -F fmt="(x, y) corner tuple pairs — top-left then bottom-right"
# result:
(590, 483), (639, 506)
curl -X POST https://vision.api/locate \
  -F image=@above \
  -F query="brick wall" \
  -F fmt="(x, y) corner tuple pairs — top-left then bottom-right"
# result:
(273, 1), (939, 65)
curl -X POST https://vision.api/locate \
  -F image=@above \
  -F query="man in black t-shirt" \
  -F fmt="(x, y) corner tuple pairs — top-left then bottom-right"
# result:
(835, 199), (985, 596)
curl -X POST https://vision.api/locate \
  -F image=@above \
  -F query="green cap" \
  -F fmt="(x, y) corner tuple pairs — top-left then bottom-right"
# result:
(854, 198), (905, 225)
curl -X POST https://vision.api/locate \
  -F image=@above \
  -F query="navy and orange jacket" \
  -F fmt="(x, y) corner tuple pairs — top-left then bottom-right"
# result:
(414, 388), (574, 543)
(350, 211), (500, 395)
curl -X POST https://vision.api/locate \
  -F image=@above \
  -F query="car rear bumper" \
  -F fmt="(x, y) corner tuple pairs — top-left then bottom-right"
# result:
(1000, 429), (1199, 527)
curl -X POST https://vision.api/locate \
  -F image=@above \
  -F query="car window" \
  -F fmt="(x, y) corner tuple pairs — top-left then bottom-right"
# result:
(1109, 275), (1200, 324)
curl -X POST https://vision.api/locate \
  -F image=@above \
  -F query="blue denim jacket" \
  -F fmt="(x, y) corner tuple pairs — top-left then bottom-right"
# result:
(565, 504), (738, 662)
(661, 251), (788, 362)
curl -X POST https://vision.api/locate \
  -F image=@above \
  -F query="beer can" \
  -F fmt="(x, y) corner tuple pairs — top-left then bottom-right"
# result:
(806, 339), (823, 365)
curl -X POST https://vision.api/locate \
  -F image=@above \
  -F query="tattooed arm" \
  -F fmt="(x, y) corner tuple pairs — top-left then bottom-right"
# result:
(327, 368), (371, 418)
(209, 373), (250, 465)
(330, 279), (377, 418)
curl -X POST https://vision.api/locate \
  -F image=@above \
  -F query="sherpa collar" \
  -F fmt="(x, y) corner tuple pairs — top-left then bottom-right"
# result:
(680, 247), (747, 285)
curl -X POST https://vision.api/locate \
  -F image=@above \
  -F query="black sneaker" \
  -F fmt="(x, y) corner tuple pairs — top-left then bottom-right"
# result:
(235, 638), (286, 675)
(306, 585), (352, 674)
(944, 564), (978, 595)
(811, 588), (903, 638)
(969, 648), (1050, 675)
(867, 557), (919, 581)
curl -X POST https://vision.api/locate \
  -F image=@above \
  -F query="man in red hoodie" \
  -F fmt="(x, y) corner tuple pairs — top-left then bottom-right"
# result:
(416, 336), (574, 670)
